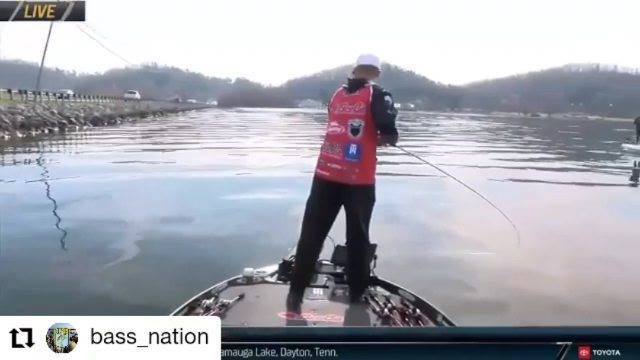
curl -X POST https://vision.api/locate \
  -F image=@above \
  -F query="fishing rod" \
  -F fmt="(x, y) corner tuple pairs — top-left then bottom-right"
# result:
(393, 144), (522, 245)
(202, 293), (245, 317)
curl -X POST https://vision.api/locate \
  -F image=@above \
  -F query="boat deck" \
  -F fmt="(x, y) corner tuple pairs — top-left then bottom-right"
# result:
(215, 282), (373, 327)
(173, 260), (453, 327)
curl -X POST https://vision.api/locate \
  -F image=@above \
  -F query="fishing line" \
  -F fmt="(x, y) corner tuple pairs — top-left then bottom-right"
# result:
(393, 144), (521, 245)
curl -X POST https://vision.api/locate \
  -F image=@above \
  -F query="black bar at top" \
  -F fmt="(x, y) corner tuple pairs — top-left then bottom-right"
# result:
(0, 1), (85, 21)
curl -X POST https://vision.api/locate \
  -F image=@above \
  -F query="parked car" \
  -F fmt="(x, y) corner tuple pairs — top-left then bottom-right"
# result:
(123, 90), (141, 100)
(58, 89), (75, 99)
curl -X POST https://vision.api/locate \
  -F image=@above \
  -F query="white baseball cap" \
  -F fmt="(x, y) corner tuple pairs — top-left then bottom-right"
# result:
(356, 54), (381, 70)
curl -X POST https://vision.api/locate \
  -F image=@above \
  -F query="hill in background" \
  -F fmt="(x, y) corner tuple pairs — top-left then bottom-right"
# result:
(0, 60), (251, 101)
(279, 64), (461, 110)
(220, 63), (640, 117)
(463, 64), (640, 117)
(2, 59), (640, 117)
(74, 65), (236, 101)
(0, 60), (78, 90)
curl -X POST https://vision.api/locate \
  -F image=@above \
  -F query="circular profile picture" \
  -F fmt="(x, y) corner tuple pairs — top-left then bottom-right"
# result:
(46, 323), (78, 354)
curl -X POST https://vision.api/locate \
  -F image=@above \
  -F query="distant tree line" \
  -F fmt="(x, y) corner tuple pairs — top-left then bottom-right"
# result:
(461, 66), (640, 117)
(224, 63), (640, 117)
(2, 59), (640, 117)
(216, 78), (295, 108)
(0, 60), (238, 102)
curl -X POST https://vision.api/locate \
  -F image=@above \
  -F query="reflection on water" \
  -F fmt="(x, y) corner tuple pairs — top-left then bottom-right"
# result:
(491, 178), (634, 188)
(0, 109), (639, 325)
(36, 151), (68, 251)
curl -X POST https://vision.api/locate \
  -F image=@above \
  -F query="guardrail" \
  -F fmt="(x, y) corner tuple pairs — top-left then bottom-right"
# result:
(0, 88), (122, 103)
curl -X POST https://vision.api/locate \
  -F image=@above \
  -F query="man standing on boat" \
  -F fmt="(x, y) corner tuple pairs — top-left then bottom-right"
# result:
(287, 54), (399, 313)
(634, 116), (640, 144)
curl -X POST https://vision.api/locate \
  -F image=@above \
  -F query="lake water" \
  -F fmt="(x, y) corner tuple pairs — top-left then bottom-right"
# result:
(1, 108), (638, 325)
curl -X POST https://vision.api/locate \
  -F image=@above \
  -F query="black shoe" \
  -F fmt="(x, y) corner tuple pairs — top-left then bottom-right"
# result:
(286, 291), (303, 314)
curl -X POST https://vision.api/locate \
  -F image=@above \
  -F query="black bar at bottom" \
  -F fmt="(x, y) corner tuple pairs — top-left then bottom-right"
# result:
(223, 326), (640, 343)
(222, 343), (639, 360)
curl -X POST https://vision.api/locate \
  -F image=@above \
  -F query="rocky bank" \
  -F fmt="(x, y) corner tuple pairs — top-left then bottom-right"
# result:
(0, 101), (212, 140)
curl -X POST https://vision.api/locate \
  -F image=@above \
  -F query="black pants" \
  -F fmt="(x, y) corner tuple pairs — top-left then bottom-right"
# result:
(636, 129), (640, 143)
(290, 176), (375, 298)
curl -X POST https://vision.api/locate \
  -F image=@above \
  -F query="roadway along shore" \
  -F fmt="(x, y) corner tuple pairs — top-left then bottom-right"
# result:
(0, 100), (212, 140)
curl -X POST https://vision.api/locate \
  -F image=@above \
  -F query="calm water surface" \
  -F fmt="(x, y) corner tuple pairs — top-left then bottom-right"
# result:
(1, 108), (638, 325)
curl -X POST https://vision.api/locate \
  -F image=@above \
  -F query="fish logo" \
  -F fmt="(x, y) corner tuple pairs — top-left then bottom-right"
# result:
(348, 119), (364, 139)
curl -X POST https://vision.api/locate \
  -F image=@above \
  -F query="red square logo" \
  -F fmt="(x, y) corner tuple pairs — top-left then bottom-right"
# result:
(578, 345), (592, 360)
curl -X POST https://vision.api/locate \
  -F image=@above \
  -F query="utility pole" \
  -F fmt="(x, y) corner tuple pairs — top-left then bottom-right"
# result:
(36, 22), (54, 92)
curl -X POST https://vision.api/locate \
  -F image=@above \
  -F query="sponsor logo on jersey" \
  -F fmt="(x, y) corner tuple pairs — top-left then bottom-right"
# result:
(326, 121), (345, 135)
(320, 141), (343, 158)
(348, 119), (364, 139)
(332, 101), (366, 115)
(344, 143), (362, 162)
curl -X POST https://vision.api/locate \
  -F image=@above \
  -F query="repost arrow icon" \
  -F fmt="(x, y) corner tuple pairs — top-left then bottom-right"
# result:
(9, 328), (25, 348)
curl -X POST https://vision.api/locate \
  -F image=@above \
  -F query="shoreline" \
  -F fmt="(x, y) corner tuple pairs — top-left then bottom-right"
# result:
(0, 101), (213, 141)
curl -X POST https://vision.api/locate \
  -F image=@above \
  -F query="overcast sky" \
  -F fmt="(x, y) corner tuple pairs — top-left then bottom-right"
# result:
(0, 0), (638, 85)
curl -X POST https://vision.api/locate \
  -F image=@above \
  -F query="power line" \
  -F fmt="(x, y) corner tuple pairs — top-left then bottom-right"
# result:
(75, 24), (132, 66)
(81, 22), (109, 41)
